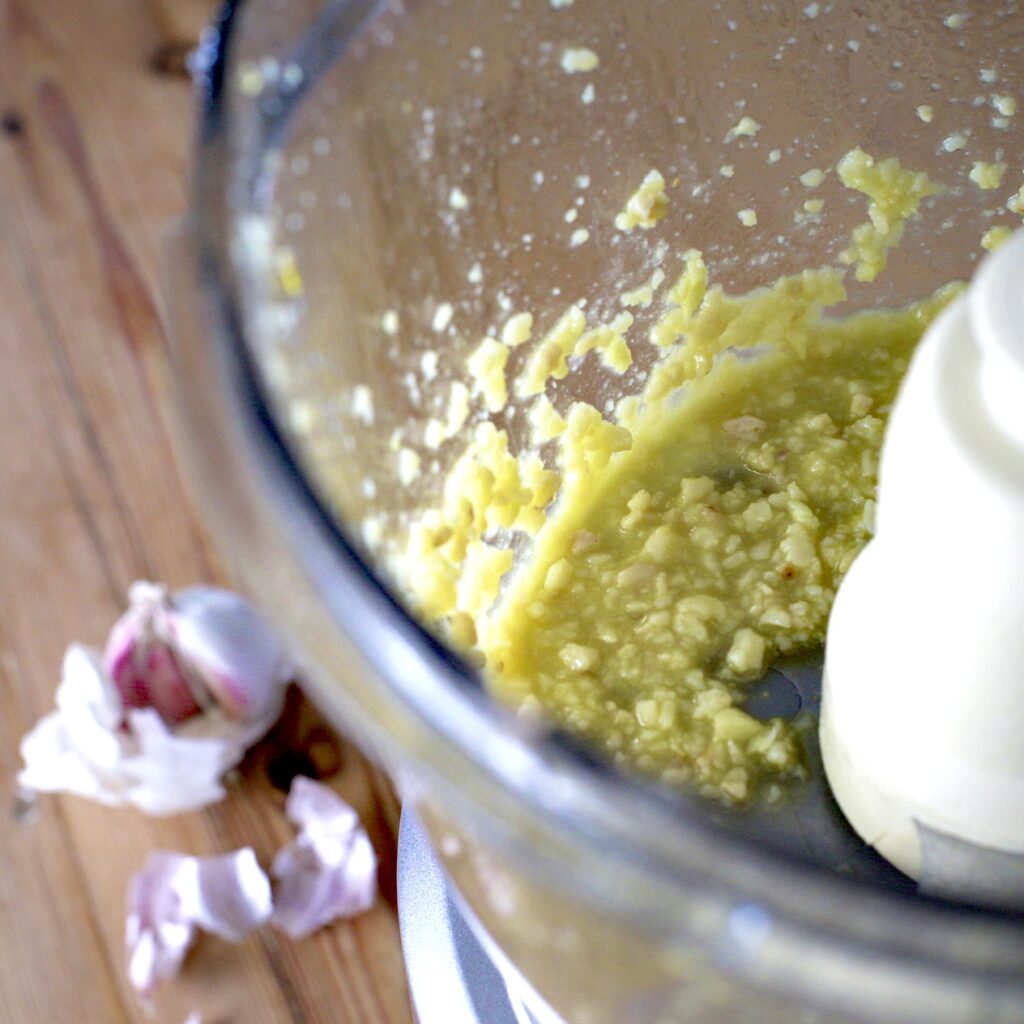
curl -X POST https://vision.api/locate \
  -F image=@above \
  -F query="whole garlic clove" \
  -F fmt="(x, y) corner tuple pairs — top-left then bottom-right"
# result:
(164, 584), (290, 722)
(19, 645), (280, 815)
(104, 582), (290, 727)
(20, 582), (292, 816)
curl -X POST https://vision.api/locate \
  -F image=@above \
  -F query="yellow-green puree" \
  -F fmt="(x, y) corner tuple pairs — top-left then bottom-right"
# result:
(485, 273), (955, 804)
(393, 149), (965, 805)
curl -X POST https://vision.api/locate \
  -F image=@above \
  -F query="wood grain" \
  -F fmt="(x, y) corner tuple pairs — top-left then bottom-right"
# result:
(0, 0), (413, 1021)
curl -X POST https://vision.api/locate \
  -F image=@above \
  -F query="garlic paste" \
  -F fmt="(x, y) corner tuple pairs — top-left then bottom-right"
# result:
(390, 150), (978, 804)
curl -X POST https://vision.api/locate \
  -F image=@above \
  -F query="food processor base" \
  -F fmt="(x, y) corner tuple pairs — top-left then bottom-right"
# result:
(398, 807), (560, 1024)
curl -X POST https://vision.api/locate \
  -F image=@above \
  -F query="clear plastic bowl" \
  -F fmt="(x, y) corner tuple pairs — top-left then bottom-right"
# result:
(169, 2), (1024, 1020)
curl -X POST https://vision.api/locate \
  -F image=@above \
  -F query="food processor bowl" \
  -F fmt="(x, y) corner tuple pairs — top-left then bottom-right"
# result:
(169, 1), (1024, 1021)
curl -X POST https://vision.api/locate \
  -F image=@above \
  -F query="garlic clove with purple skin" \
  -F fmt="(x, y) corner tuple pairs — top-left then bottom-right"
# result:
(19, 644), (280, 814)
(164, 584), (290, 722)
(20, 581), (293, 815)
(105, 591), (203, 724)
(104, 582), (290, 728)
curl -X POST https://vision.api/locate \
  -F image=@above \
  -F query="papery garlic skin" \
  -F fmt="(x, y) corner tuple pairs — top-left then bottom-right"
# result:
(105, 582), (289, 726)
(19, 636), (284, 815)
(20, 646), (132, 804)
(126, 848), (272, 996)
(272, 777), (378, 939)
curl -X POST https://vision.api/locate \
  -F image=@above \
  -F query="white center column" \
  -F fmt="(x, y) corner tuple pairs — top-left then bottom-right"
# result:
(821, 232), (1024, 907)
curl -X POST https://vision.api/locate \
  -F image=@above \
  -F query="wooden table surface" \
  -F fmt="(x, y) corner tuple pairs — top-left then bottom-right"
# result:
(0, 1), (414, 1021)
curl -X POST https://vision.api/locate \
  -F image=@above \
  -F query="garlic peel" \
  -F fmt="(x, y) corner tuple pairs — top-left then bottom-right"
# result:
(121, 782), (378, 997)
(126, 848), (272, 996)
(271, 777), (378, 939)
(19, 642), (284, 815)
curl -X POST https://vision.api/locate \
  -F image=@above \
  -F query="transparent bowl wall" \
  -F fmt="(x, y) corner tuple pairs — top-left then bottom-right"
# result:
(174, 1), (1024, 1021)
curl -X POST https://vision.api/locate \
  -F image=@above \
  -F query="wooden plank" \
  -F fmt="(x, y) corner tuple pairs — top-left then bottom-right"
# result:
(0, 0), (413, 1020)
(0, 222), (133, 1024)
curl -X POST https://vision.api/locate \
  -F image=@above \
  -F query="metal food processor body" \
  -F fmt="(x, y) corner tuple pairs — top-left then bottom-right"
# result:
(169, 1), (1024, 1021)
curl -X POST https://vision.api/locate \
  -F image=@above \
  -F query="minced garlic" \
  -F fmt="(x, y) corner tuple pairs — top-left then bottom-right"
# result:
(397, 447), (421, 486)
(725, 115), (761, 142)
(799, 167), (826, 187)
(467, 337), (510, 412)
(482, 265), (955, 802)
(993, 95), (1017, 117)
(392, 236), (957, 803)
(516, 305), (587, 398)
(615, 170), (669, 231)
(620, 269), (666, 308)
(374, 117), (1002, 807)
(969, 161), (1006, 189)
(432, 302), (455, 332)
(981, 225), (1014, 251)
(528, 396), (568, 444)
(560, 47), (599, 73)
(351, 385), (375, 425)
(837, 147), (943, 282)
(501, 312), (534, 348)
(575, 311), (634, 373)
